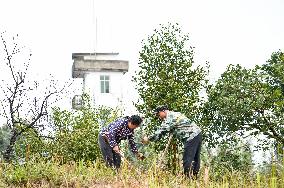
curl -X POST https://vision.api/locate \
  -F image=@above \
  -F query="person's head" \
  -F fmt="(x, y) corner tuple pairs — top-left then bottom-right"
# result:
(128, 115), (143, 129)
(153, 105), (169, 120)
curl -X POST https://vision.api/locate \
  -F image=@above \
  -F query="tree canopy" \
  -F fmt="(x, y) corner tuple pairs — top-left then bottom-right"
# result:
(202, 50), (284, 147)
(133, 23), (209, 134)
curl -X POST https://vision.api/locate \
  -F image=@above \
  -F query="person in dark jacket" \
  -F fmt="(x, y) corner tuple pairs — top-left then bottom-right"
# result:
(98, 115), (144, 168)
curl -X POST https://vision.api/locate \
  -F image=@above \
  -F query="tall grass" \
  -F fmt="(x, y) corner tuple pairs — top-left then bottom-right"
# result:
(0, 156), (283, 187)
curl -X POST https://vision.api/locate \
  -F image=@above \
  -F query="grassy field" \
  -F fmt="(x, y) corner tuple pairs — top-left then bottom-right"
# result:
(0, 157), (283, 188)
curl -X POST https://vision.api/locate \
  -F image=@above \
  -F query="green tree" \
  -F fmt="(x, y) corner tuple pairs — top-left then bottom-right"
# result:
(202, 51), (284, 148)
(133, 23), (208, 120)
(133, 23), (209, 171)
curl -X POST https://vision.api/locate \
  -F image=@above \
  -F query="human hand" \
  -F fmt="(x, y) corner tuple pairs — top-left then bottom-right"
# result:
(136, 152), (145, 160)
(113, 145), (120, 153)
(141, 136), (149, 145)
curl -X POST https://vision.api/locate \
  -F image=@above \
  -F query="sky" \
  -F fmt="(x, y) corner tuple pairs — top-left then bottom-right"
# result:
(1, 0), (283, 78)
(0, 0), (283, 113)
(0, 0), (283, 163)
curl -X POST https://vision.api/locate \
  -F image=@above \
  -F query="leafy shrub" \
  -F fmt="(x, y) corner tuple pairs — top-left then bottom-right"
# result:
(12, 94), (120, 163)
(49, 100), (120, 162)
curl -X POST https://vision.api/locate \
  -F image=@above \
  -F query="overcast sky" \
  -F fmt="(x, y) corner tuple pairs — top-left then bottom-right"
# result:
(0, 0), (284, 107)
(1, 0), (283, 74)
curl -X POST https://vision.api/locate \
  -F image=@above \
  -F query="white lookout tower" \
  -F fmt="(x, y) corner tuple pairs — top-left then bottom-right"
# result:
(71, 52), (129, 109)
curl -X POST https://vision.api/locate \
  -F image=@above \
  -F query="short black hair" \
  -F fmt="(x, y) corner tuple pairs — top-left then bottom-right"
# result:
(153, 105), (169, 114)
(129, 115), (143, 126)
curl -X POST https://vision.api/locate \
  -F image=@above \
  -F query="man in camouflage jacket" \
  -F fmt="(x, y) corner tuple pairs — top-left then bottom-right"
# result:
(143, 105), (202, 179)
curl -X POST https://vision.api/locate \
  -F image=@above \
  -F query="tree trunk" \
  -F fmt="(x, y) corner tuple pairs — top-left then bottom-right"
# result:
(3, 130), (18, 162)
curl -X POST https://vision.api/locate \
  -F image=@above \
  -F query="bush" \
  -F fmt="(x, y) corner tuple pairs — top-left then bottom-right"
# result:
(206, 139), (254, 180)
(49, 103), (120, 162)
(12, 94), (120, 163)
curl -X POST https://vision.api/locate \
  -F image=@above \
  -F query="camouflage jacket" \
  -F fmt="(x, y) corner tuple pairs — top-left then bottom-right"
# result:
(149, 111), (201, 143)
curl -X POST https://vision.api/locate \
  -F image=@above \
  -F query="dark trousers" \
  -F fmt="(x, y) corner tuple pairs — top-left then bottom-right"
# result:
(98, 134), (121, 168)
(183, 133), (202, 179)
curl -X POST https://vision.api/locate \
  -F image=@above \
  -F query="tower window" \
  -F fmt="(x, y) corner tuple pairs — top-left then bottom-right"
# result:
(100, 75), (110, 93)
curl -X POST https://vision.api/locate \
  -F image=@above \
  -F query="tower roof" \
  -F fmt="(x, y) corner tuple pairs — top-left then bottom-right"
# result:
(72, 52), (129, 78)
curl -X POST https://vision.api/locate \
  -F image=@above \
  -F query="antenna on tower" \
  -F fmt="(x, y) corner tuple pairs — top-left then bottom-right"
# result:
(95, 17), (98, 56)
(92, 0), (97, 58)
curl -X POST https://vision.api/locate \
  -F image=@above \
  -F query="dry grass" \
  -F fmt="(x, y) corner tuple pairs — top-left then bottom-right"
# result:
(0, 158), (283, 188)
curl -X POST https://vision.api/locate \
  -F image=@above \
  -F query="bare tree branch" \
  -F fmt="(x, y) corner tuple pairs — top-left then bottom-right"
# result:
(0, 32), (73, 161)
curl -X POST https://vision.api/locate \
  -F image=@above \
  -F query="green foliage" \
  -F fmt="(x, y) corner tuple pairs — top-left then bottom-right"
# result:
(260, 50), (284, 145)
(202, 50), (284, 147)
(134, 22), (209, 119)
(14, 128), (48, 160)
(261, 50), (284, 92)
(208, 139), (254, 179)
(1, 124), (49, 162)
(10, 94), (120, 163)
(0, 125), (11, 159)
(49, 94), (120, 162)
(133, 22), (209, 146)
